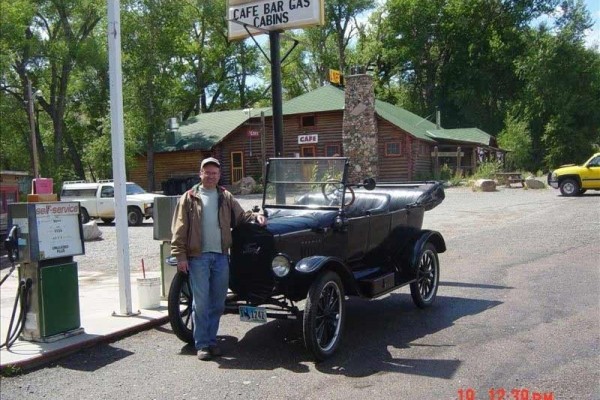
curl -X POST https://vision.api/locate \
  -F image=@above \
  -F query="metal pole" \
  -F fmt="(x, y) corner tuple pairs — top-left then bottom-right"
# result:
(269, 31), (283, 157)
(27, 77), (40, 179)
(107, 0), (134, 316)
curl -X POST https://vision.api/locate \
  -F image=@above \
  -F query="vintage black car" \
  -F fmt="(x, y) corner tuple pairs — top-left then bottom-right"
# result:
(167, 157), (446, 361)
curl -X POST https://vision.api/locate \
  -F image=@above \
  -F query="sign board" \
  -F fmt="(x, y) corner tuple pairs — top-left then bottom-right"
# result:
(298, 134), (318, 144)
(432, 151), (465, 157)
(227, 0), (325, 41)
(329, 69), (342, 85)
(35, 202), (83, 260)
(247, 129), (260, 138)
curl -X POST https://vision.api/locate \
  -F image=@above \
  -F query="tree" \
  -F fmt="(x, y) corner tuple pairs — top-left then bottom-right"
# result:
(512, 1), (600, 168)
(0, 0), (104, 181)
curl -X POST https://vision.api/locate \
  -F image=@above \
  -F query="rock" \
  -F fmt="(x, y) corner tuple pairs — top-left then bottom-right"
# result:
(230, 176), (257, 195)
(82, 220), (102, 241)
(525, 177), (545, 189)
(473, 179), (496, 192)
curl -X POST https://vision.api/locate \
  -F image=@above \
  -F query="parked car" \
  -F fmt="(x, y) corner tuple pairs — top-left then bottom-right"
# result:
(60, 180), (164, 225)
(547, 153), (600, 196)
(167, 157), (446, 361)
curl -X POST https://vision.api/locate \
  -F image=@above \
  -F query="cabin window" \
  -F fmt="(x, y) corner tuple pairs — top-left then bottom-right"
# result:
(326, 144), (341, 157)
(301, 115), (316, 127)
(385, 142), (401, 156)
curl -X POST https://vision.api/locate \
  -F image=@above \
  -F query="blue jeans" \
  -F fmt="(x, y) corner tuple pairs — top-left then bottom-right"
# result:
(188, 253), (229, 350)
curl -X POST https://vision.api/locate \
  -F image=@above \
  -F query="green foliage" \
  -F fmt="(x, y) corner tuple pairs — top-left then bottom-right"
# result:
(1, 0), (598, 187)
(472, 161), (503, 180)
(435, 164), (453, 181)
(498, 111), (533, 171)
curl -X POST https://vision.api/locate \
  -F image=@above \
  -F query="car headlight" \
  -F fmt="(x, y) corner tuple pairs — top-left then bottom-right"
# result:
(144, 202), (153, 209)
(271, 254), (292, 277)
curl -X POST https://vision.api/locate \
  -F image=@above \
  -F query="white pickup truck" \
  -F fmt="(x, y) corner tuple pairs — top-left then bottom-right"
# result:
(60, 180), (164, 226)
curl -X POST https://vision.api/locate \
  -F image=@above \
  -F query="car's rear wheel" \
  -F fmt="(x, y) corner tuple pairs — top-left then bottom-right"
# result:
(559, 178), (580, 196)
(127, 207), (143, 226)
(303, 270), (345, 361)
(80, 208), (90, 224)
(410, 242), (440, 308)
(168, 271), (194, 344)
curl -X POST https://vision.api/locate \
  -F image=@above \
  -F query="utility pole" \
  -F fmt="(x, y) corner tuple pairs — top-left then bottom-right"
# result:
(27, 77), (40, 178)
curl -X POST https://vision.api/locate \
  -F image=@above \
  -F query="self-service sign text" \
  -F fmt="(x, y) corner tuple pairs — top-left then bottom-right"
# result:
(298, 134), (318, 144)
(35, 202), (83, 260)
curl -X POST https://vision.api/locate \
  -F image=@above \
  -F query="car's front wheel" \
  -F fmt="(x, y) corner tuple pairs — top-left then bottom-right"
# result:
(127, 207), (143, 226)
(303, 270), (345, 361)
(168, 271), (194, 344)
(559, 178), (580, 196)
(410, 242), (440, 308)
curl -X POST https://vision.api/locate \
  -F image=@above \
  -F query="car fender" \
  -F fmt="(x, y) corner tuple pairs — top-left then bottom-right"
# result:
(294, 256), (360, 296)
(557, 174), (582, 186)
(409, 230), (446, 269)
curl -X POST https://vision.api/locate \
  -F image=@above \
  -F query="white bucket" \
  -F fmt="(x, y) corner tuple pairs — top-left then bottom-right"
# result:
(137, 277), (161, 309)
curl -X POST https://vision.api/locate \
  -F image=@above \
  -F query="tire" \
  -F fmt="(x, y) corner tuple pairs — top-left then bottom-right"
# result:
(559, 178), (580, 196)
(80, 208), (90, 224)
(127, 207), (143, 226)
(303, 270), (345, 361)
(168, 271), (194, 344)
(410, 242), (440, 308)
(101, 218), (114, 224)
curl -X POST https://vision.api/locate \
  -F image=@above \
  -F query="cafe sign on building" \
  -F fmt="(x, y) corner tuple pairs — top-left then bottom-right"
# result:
(298, 134), (318, 144)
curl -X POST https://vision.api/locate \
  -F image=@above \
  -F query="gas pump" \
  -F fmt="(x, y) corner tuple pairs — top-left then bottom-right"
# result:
(152, 196), (179, 298)
(5, 202), (85, 342)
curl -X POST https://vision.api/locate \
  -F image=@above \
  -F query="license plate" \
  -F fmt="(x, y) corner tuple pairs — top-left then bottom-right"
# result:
(239, 305), (267, 324)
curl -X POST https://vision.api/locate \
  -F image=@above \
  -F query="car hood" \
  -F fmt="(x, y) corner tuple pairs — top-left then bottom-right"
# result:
(127, 193), (164, 202)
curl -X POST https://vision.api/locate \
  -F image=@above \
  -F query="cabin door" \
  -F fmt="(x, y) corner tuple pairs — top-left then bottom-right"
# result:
(231, 151), (244, 184)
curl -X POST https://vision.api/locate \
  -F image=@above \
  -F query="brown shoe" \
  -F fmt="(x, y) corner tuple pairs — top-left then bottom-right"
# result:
(197, 348), (211, 360)
(208, 345), (222, 357)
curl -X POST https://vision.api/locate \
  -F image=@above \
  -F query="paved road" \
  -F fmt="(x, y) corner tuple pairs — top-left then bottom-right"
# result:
(2, 188), (598, 400)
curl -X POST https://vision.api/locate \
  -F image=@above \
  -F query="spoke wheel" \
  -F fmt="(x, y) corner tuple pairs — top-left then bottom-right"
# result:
(168, 271), (194, 344)
(303, 271), (345, 361)
(410, 243), (440, 308)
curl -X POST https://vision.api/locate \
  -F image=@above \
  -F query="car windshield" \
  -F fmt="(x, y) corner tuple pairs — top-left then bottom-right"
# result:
(126, 183), (147, 195)
(263, 157), (348, 209)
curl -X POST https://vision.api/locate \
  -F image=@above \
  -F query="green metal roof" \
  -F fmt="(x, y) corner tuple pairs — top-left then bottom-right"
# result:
(426, 128), (493, 146)
(158, 85), (493, 152)
(263, 85), (346, 116)
(374, 100), (437, 142)
(156, 108), (267, 152)
(264, 85), (437, 142)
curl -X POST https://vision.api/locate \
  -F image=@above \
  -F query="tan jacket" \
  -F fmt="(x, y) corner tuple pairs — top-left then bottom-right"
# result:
(170, 184), (253, 262)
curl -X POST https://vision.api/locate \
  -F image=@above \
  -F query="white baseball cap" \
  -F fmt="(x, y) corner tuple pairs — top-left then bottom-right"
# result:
(200, 157), (220, 169)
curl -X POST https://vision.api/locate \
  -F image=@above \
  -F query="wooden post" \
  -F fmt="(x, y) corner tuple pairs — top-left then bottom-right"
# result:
(456, 146), (462, 176)
(433, 146), (439, 178)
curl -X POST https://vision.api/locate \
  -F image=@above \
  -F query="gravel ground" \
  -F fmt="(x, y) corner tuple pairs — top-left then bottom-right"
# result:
(73, 194), (265, 275)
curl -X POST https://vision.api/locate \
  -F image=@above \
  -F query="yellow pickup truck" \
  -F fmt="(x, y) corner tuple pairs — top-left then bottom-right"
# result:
(547, 153), (600, 196)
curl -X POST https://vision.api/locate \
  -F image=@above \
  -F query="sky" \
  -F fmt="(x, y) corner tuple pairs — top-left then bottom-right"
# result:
(583, 0), (599, 48)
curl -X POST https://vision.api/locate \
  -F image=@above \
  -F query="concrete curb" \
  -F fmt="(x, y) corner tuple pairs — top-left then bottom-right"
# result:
(0, 316), (169, 373)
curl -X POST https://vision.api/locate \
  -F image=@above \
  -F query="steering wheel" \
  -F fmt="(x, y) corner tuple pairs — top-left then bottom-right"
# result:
(321, 180), (355, 207)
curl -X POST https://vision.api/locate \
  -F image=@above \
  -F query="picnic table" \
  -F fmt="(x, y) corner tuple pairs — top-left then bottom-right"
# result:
(495, 172), (525, 187)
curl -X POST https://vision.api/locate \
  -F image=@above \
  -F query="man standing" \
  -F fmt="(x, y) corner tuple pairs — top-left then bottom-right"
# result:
(171, 157), (266, 360)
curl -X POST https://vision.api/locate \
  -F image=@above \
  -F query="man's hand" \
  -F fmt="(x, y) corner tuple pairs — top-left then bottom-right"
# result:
(177, 260), (189, 273)
(255, 214), (267, 226)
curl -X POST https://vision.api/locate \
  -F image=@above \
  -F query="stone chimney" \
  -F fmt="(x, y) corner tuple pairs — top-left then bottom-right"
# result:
(342, 72), (378, 183)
